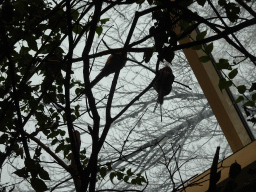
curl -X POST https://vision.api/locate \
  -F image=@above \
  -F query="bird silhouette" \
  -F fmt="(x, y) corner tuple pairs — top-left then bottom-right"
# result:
(153, 65), (175, 105)
(92, 52), (127, 85)
(153, 65), (175, 121)
(72, 52), (127, 102)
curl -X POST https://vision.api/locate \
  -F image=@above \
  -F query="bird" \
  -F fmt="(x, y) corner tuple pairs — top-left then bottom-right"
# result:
(90, 51), (127, 87)
(153, 65), (175, 105)
(99, 52), (127, 78)
(153, 65), (175, 121)
(72, 52), (127, 102)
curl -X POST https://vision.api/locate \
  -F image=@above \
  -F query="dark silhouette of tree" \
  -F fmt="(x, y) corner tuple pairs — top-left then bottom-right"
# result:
(0, 0), (256, 191)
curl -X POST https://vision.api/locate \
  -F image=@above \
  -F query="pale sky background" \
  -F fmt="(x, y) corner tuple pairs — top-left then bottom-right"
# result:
(1, 0), (256, 191)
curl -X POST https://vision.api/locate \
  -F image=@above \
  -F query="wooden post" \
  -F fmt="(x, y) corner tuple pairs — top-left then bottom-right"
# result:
(174, 26), (252, 152)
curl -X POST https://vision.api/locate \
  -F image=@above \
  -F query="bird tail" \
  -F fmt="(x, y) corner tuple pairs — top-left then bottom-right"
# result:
(158, 92), (163, 105)
(71, 71), (105, 103)
(91, 71), (105, 88)
(153, 102), (158, 113)
(153, 97), (163, 122)
(160, 104), (162, 122)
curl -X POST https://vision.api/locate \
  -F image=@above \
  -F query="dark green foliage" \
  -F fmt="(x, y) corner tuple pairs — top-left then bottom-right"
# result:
(219, 2), (240, 23)
(144, 47), (154, 63)
(219, 78), (232, 92)
(228, 69), (238, 79)
(150, 8), (176, 63)
(30, 178), (48, 191)
(197, 0), (207, 7)
(1, 1), (14, 23)
(0, 0), (255, 191)
(0, 0), (68, 190)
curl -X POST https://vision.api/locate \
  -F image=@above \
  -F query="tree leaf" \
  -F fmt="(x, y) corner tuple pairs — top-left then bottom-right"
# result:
(110, 172), (116, 184)
(39, 44), (53, 54)
(237, 85), (246, 94)
(126, 168), (133, 176)
(136, 0), (145, 5)
(252, 93), (256, 101)
(100, 167), (107, 178)
(197, 0), (207, 7)
(120, 168), (125, 172)
(143, 48), (153, 63)
(198, 56), (211, 63)
(243, 101), (255, 107)
(116, 172), (124, 180)
(26, 36), (38, 51)
(249, 83), (256, 92)
(0, 134), (8, 144)
(228, 68), (238, 79)
(219, 78), (232, 92)
(106, 162), (112, 171)
(100, 18), (109, 24)
(71, 9), (79, 21)
(196, 30), (207, 41)
(13, 168), (29, 178)
(225, 3), (240, 23)
(218, 0), (227, 6)
(25, 158), (39, 172)
(149, 26), (155, 36)
(96, 26), (103, 37)
(124, 176), (129, 183)
(180, 0), (194, 8)
(31, 178), (48, 191)
(163, 49), (174, 63)
(55, 143), (64, 153)
(205, 43), (213, 54)
(192, 44), (202, 50)
(180, 20), (190, 30)
(72, 25), (82, 34)
(235, 96), (244, 104)
(136, 178), (142, 185)
(131, 179), (137, 184)
(39, 168), (50, 180)
(51, 139), (58, 145)
(140, 176), (147, 184)
(216, 59), (232, 70)
(147, 0), (153, 5)
(63, 144), (71, 157)
(59, 129), (66, 136)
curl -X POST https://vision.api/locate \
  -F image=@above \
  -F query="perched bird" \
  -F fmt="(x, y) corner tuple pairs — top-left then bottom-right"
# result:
(72, 52), (127, 102)
(99, 52), (127, 78)
(153, 65), (175, 105)
(91, 51), (127, 86)
(153, 65), (175, 121)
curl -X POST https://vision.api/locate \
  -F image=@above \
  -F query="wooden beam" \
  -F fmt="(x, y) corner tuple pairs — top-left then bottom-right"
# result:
(178, 140), (256, 192)
(175, 28), (251, 152)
